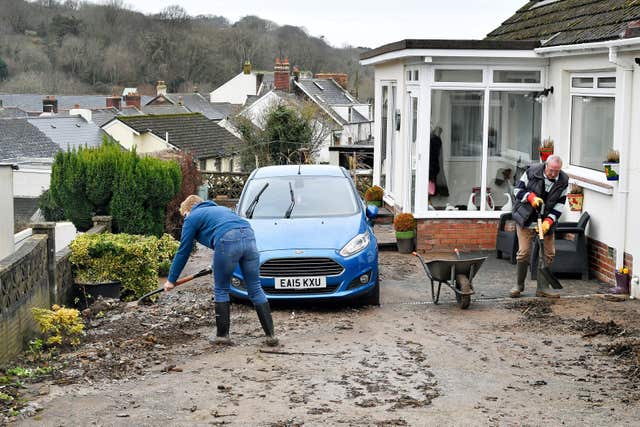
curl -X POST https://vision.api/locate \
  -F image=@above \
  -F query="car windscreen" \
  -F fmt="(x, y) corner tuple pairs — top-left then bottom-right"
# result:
(239, 175), (360, 218)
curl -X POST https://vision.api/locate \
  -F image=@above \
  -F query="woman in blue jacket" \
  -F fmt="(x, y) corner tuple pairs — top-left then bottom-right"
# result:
(164, 195), (277, 346)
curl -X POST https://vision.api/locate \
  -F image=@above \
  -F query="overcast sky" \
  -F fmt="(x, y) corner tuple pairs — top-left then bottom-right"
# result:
(115, 0), (526, 48)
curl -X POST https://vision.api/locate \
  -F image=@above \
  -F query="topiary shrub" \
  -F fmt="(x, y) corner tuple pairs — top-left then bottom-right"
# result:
(69, 233), (179, 300)
(364, 185), (384, 202)
(393, 213), (416, 232)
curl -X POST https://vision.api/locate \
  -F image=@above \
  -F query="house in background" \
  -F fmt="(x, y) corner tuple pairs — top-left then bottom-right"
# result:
(145, 81), (231, 120)
(232, 58), (373, 165)
(0, 115), (105, 223)
(361, 0), (640, 284)
(101, 113), (244, 172)
(209, 61), (275, 105)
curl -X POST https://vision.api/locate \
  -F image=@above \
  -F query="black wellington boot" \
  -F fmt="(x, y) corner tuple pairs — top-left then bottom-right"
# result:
(510, 262), (529, 298)
(209, 302), (232, 345)
(254, 301), (279, 347)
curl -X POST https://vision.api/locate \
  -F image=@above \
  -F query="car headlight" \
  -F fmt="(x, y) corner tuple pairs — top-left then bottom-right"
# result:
(339, 232), (370, 257)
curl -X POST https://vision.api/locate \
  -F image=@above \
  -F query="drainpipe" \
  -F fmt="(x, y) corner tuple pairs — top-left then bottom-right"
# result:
(608, 46), (634, 269)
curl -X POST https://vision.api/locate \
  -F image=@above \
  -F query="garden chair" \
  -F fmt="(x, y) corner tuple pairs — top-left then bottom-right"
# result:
(496, 212), (518, 264)
(530, 211), (590, 280)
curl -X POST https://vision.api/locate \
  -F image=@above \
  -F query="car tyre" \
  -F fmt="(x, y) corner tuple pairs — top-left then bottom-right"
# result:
(361, 276), (380, 306)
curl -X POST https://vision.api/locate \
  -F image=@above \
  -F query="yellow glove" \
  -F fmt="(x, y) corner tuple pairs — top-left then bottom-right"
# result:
(527, 192), (543, 209)
(540, 218), (553, 235)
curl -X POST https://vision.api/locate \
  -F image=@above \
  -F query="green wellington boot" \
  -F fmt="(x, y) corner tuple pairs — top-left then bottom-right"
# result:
(510, 262), (529, 298)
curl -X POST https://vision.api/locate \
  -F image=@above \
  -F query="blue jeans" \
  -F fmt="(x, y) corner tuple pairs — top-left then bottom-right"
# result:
(213, 228), (267, 305)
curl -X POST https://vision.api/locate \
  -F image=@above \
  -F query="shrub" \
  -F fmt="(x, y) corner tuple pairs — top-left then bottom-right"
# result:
(69, 232), (179, 299)
(159, 151), (201, 240)
(110, 152), (181, 236)
(364, 185), (384, 202)
(38, 189), (65, 222)
(50, 139), (181, 235)
(393, 213), (416, 232)
(31, 305), (84, 347)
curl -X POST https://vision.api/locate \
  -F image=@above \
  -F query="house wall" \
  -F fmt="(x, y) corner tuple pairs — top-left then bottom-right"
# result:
(545, 50), (639, 282)
(210, 73), (256, 104)
(13, 166), (50, 197)
(104, 121), (171, 153)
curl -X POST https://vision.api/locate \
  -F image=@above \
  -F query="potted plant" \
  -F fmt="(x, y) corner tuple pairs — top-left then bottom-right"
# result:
(603, 149), (620, 181)
(539, 138), (554, 162)
(69, 233), (179, 308)
(393, 213), (416, 254)
(364, 185), (384, 207)
(608, 266), (630, 295)
(566, 184), (584, 212)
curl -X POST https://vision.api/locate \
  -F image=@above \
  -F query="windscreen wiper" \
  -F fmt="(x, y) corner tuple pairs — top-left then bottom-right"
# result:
(284, 182), (295, 218)
(245, 182), (269, 218)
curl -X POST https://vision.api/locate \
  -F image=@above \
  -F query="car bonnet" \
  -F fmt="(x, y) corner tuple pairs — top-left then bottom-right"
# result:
(250, 213), (366, 252)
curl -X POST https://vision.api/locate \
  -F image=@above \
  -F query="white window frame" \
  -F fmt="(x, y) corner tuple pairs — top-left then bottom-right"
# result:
(414, 64), (545, 217)
(566, 72), (616, 181)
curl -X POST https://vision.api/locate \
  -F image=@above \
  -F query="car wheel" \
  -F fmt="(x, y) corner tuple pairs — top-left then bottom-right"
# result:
(361, 276), (380, 306)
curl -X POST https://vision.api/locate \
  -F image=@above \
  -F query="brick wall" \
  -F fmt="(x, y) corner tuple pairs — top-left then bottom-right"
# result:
(588, 237), (634, 285)
(416, 219), (498, 252)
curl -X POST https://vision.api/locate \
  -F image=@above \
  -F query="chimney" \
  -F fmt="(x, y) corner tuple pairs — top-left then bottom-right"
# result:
(622, 20), (640, 38)
(106, 95), (121, 110)
(43, 95), (58, 113)
(70, 105), (92, 123)
(315, 73), (348, 90)
(243, 60), (252, 75)
(274, 57), (290, 91)
(156, 80), (167, 96)
(123, 92), (141, 109)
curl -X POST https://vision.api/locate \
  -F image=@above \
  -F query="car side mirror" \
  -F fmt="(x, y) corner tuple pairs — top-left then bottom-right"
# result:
(366, 205), (379, 219)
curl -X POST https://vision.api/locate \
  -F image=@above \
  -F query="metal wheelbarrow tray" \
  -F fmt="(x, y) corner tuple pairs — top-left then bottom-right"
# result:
(413, 252), (487, 309)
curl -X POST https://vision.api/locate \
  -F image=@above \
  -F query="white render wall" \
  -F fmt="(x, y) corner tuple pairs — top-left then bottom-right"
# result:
(210, 73), (256, 104)
(544, 50), (639, 266)
(13, 167), (50, 197)
(0, 165), (15, 259)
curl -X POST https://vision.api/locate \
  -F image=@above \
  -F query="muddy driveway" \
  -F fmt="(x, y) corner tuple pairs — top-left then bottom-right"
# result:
(10, 249), (640, 426)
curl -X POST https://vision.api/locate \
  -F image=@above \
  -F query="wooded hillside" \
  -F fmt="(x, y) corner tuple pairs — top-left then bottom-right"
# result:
(0, 0), (374, 100)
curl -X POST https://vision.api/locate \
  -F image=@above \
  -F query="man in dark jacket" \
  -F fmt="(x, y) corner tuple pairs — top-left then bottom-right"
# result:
(510, 155), (568, 298)
(164, 195), (278, 346)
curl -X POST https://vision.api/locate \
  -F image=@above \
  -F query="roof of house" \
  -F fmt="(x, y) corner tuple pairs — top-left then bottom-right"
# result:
(360, 39), (541, 60)
(486, 0), (640, 46)
(116, 113), (243, 159)
(0, 107), (28, 119)
(295, 79), (370, 125)
(0, 119), (60, 161)
(28, 117), (105, 151)
(146, 93), (228, 120)
(0, 93), (153, 113)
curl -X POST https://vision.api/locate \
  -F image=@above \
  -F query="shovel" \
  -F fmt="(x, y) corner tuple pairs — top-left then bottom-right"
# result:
(136, 267), (212, 305)
(536, 208), (562, 290)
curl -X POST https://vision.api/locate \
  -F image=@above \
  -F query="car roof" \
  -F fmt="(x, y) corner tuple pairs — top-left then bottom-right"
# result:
(251, 165), (348, 179)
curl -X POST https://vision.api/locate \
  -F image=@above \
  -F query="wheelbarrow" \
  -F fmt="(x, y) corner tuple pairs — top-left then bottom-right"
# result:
(413, 251), (487, 309)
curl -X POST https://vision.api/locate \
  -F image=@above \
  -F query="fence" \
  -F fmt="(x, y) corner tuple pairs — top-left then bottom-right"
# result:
(0, 216), (111, 363)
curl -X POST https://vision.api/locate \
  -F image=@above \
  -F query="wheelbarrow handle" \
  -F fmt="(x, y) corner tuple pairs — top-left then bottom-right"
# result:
(137, 267), (212, 304)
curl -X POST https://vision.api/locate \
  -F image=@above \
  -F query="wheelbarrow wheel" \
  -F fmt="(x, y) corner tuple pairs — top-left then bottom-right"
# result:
(455, 274), (472, 309)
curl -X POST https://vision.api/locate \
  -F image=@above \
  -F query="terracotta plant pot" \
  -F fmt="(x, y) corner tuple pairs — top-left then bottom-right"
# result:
(567, 193), (584, 212)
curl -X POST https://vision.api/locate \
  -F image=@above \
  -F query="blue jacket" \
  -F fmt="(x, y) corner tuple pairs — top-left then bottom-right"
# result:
(168, 201), (250, 283)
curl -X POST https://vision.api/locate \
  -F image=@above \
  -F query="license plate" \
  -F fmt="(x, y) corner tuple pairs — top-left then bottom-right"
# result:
(274, 276), (327, 289)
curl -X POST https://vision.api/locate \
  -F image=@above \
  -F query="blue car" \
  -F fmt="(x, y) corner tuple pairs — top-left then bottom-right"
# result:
(230, 165), (380, 305)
